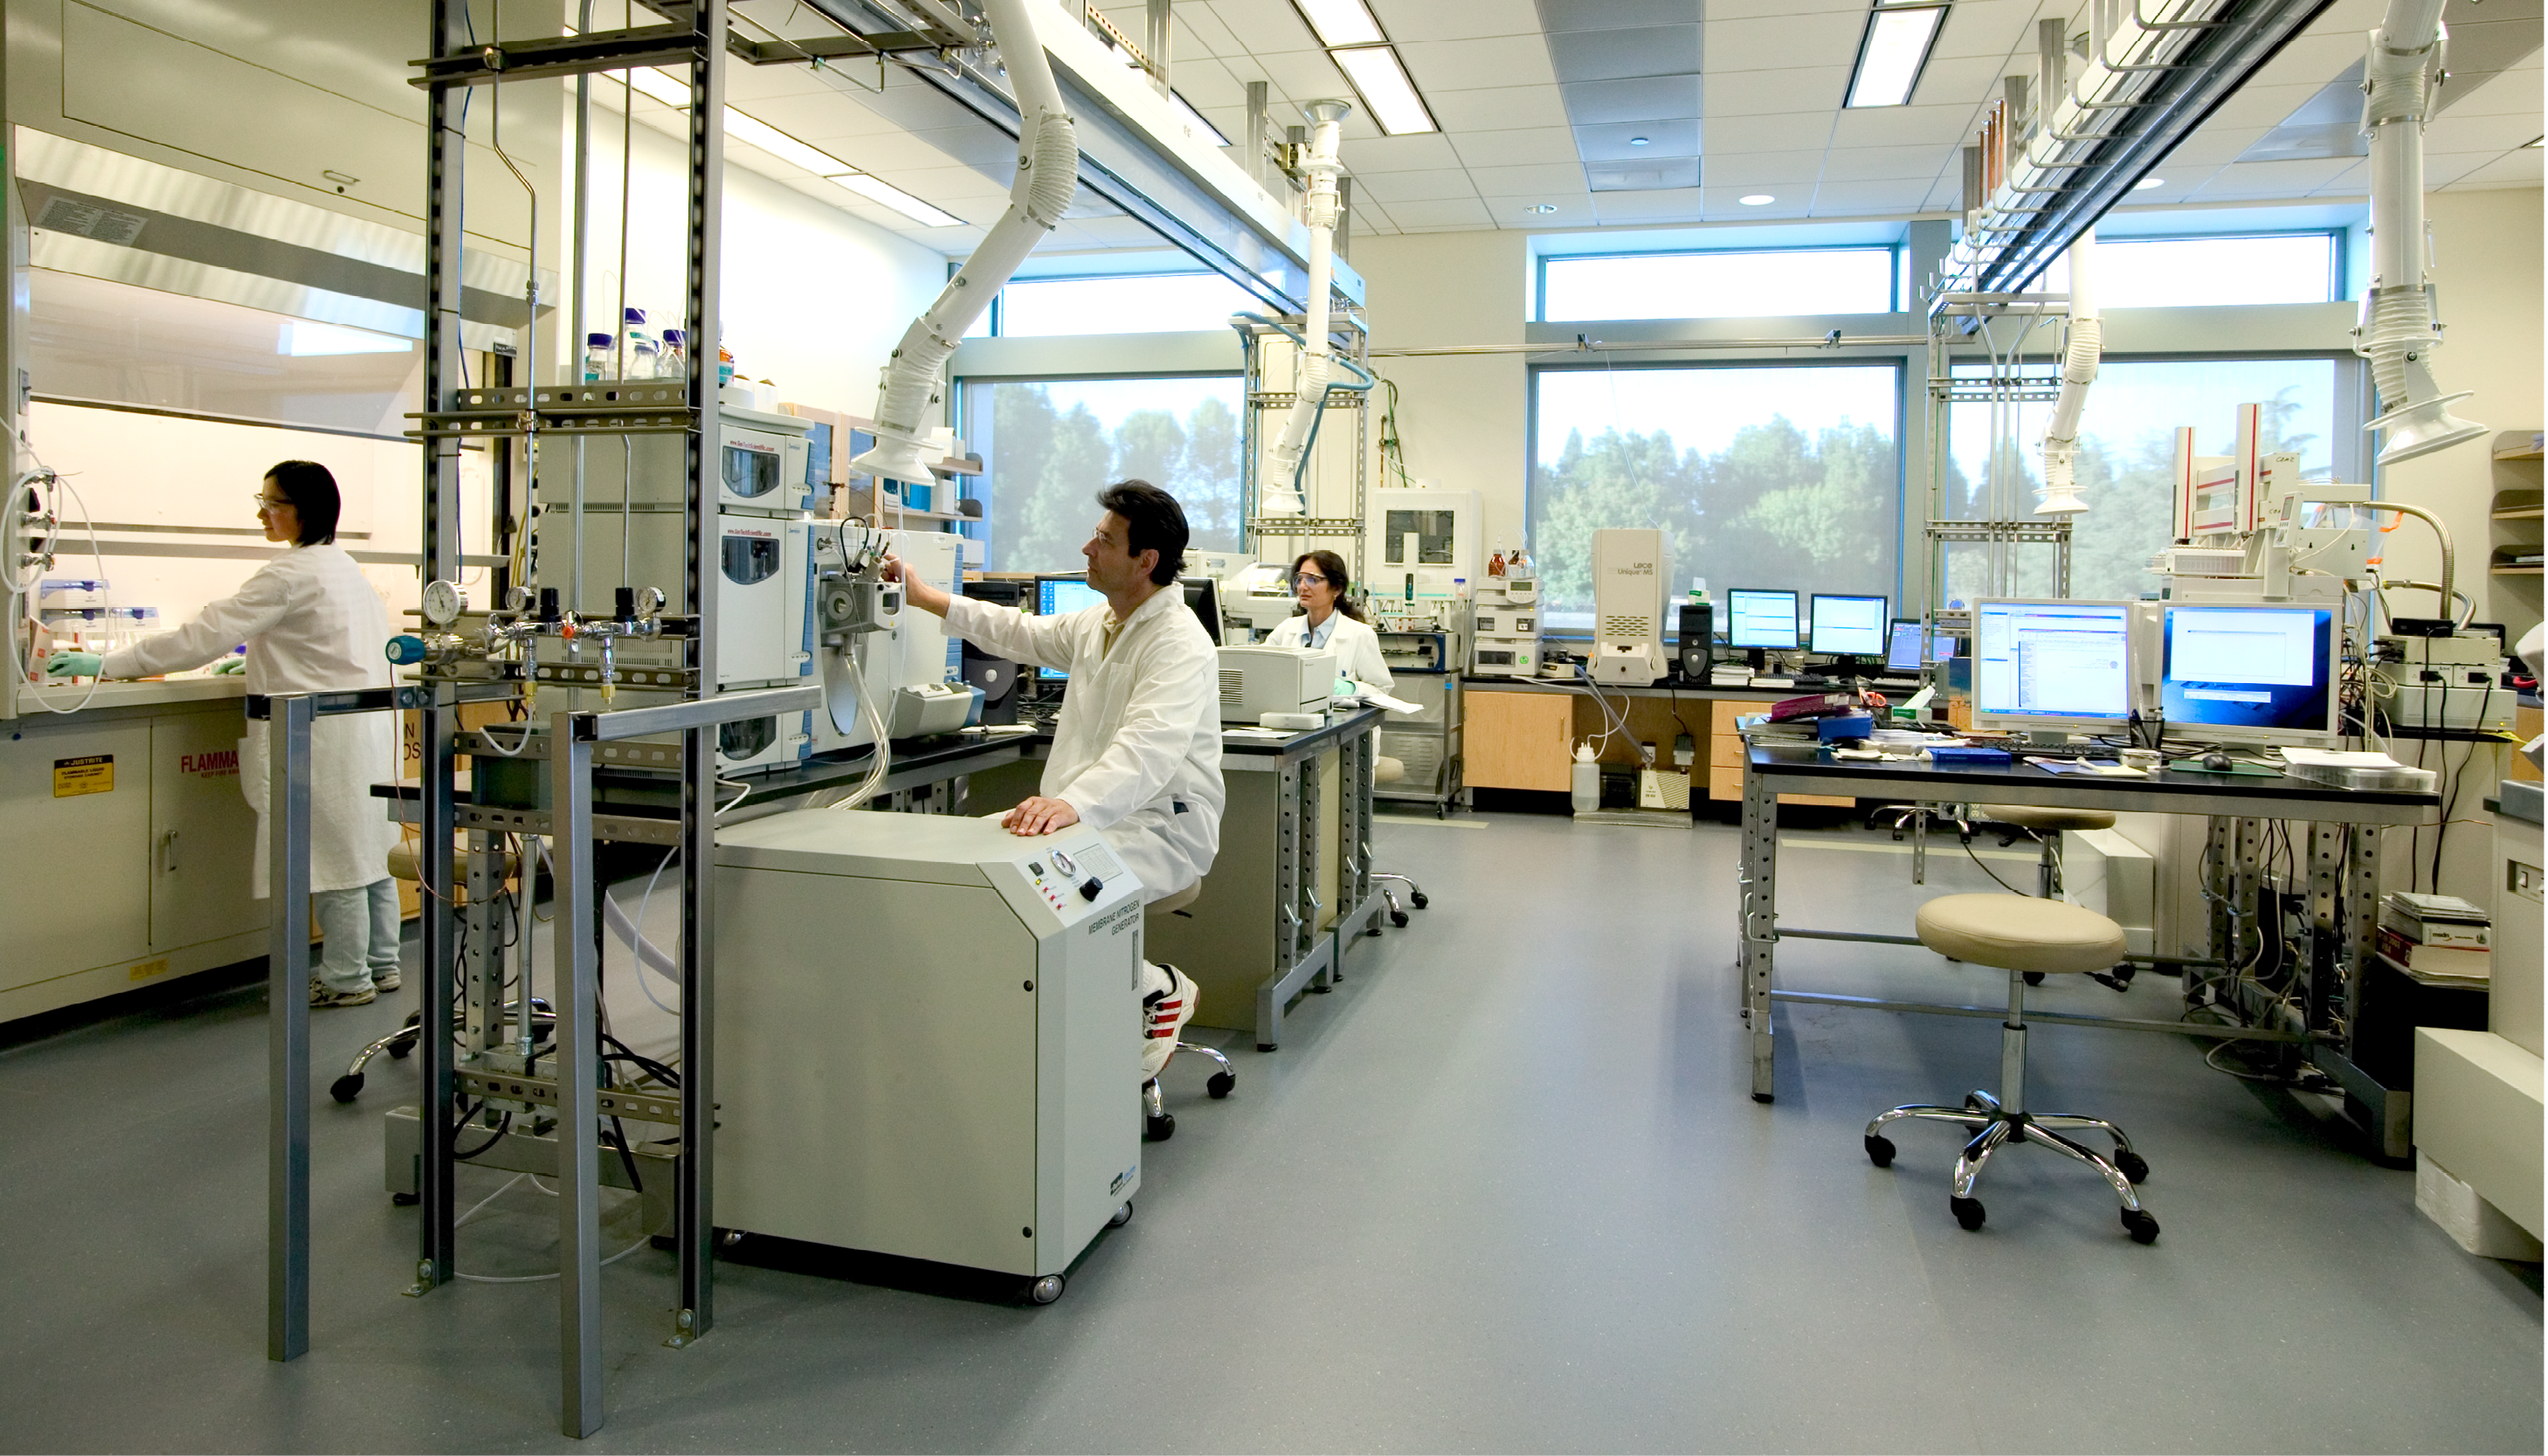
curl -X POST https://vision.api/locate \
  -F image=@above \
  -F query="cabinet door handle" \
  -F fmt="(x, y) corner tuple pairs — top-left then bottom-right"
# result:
(162, 828), (179, 874)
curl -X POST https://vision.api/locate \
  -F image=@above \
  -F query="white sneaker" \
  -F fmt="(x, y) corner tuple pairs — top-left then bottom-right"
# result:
(1141, 963), (1198, 1082)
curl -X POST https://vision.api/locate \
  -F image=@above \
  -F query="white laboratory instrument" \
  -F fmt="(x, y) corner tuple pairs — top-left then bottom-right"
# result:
(810, 528), (963, 755)
(1589, 528), (1667, 687)
(1216, 645), (1336, 723)
(1371, 486), (1482, 601)
(1221, 562), (1302, 642)
(714, 810), (1144, 1293)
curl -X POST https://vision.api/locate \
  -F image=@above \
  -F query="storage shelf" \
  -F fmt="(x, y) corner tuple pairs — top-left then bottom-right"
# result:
(2492, 507), (2544, 521)
(2490, 565), (2542, 576)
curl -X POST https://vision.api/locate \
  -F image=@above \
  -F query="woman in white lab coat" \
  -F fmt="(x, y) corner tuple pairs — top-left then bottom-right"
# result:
(49, 461), (401, 1007)
(1265, 549), (1392, 693)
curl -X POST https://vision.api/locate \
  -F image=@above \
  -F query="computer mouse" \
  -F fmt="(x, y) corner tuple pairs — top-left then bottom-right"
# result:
(2200, 750), (2234, 771)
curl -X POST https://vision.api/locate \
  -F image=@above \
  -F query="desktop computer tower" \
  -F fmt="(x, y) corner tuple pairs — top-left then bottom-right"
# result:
(1676, 601), (1712, 680)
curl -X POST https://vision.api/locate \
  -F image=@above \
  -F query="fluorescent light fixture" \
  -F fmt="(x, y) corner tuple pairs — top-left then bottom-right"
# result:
(1332, 45), (1436, 135)
(2133, 175), (2165, 190)
(830, 173), (964, 228)
(280, 321), (413, 356)
(1739, 193), (1775, 205)
(1845, 3), (1947, 108)
(722, 110), (852, 176)
(1293, 0), (1384, 49)
(625, 66), (692, 107)
(1172, 90), (1231, 147)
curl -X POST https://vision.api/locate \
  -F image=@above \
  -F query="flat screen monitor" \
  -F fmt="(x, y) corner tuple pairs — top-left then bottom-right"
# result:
(1725, 589), (1799, 650)
(2159, 603), (2338, 744)
(1809, 594), (1889, 659)
(1181, 576), (1225, 645)
(1885, 618), (1958, 673)
(1034, 576), (1104, 680)
(1970, 597), (2134, 733)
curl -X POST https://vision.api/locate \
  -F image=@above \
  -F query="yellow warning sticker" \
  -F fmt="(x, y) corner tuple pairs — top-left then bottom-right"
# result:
(53, 755), (114, 797)
(128, 958), (169, 982)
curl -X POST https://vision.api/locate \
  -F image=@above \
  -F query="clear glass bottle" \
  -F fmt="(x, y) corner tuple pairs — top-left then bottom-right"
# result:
(659, 328), (687, 382)
(621, 307), (656, 378)
(583, 332), (612, 383)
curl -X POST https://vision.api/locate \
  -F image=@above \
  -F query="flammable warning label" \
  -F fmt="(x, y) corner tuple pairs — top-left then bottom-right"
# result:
(53, 755), (114, 797)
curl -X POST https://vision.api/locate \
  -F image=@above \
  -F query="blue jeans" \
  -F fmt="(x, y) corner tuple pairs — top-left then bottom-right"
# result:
(314, 878), (401, 993)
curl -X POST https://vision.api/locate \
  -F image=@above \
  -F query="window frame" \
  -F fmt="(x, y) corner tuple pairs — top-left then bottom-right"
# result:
(2018, 229), (2348, 306)
(1524, 354), (1910, 638)
(1534, 245), (1906, 324)
(977, 271), (1263, 339)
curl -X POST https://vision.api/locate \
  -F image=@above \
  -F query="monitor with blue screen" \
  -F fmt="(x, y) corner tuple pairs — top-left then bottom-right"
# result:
(2159, 603), (2338, 744)
(1884, 618), (1957, 673)
(1034, 576), (1104, 681)
(1726, 588), (1798, 646)
(1970, 598), (2134, 734)
(1808, 593), (1888, 661)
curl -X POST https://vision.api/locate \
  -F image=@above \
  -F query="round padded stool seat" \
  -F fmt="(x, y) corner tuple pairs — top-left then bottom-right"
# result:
(1916, 894), (2127, 975)
(1147, 881), (1203, 916)
(1984, 803), (2116, 833)
(1374, 756), (1406, 785)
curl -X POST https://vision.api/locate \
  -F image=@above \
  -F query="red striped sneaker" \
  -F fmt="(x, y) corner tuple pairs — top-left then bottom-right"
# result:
(1141, 963), (1198, 1081)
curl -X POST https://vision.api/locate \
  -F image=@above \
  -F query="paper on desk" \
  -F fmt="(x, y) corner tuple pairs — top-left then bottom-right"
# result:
(2281, 749), (2407, 769)
(1339, 687), (1425, 714)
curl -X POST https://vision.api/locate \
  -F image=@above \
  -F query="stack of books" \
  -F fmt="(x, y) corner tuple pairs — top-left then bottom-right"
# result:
(2374, 892), (2492, 986)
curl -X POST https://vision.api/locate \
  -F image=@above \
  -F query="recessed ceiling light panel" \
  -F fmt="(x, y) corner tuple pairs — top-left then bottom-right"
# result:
(2133, 175), (2165, 190)
(722, 111), (852, 176)
(1332, 46), (1437, 135)
(1293, 0), (1384, 49)
(1739, 194), (1775, 205)
(1845, 3), (1947, 109)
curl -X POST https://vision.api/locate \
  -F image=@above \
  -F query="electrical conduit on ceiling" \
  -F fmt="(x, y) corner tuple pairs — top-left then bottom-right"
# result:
(1258, 100), (1351, 517)
(848, 0), (1077, 486)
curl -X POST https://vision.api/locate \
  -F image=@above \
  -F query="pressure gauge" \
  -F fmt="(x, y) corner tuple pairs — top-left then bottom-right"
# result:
(421, 578), (466, 627)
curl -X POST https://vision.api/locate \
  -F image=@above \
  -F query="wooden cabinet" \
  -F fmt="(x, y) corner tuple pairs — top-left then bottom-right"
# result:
(1707, 700), (1851, 806)
(1464, 688), (1574, 790)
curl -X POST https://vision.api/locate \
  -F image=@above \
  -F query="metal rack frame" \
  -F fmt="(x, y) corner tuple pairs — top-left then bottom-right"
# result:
(1922, 293), (2073, 632)
(1237, 313), (1371, 584)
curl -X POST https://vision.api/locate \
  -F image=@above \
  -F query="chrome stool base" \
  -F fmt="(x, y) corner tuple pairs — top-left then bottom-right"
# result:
(1143, 1041), (1237, 1142)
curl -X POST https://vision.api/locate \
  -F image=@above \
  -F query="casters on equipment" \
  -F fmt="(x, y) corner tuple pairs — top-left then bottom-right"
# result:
(1028, 1273), (1066, 1305)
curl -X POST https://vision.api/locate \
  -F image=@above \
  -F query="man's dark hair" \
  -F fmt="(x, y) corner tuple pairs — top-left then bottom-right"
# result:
(266, 459), (342, 545)
(1097, 480), (1187, 586)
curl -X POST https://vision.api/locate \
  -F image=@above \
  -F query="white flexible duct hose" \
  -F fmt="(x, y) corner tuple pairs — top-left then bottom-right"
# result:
(848, 0), (1076, 486)
(2036, 229), (2100, 516)
(2355, 0), (2484, 465)
(1260, 100), (1351, 516)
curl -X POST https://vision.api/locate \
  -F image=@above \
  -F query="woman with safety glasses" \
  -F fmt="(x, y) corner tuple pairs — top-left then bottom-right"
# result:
(1264, 549), (1392, 693)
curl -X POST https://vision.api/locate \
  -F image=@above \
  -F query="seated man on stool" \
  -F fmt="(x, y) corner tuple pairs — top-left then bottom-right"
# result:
(882, 480), (1224, 1081)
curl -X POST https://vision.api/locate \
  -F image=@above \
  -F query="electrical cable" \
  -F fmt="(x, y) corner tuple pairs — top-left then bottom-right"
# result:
(1961, 834), (2029, 896)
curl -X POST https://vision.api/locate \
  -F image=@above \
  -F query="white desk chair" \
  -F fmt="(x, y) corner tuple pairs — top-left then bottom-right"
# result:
(1142, 880), (1234, 1141)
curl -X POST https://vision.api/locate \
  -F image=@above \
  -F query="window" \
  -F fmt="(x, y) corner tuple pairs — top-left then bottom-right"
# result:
(968, 273), (1264, 339)
(958, 376), (1243, 572)
(1538, 248), (1899, 322)
(2033, 233), (2340, 307)
(1529, 362), (1902, 631)
(1942, 356), (2350, 605)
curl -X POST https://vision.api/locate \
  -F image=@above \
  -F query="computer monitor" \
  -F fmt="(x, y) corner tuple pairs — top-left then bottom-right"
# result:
(1181, 576), (1225, 645)
(1725, 587), (1799, 666)
(1808, 594), (1888, 663)
(1033, 576), (1104, 680)
(1884, 618), (1958, 673)
(2158, 602), (2338, 745)
(1970, 597), (2135, 735)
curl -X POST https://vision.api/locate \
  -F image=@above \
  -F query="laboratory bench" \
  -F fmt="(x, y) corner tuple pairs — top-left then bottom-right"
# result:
(1460, 673), (1870, 809)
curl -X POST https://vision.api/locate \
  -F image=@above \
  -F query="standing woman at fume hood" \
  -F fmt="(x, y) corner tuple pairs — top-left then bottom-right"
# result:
(46, 460), (403, 1008)
(1266, 549), (1391, 693)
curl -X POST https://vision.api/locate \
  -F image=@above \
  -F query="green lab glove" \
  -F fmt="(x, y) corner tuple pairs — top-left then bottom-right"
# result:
(46, 650), (101, 678)
(211, 658), (245, 675)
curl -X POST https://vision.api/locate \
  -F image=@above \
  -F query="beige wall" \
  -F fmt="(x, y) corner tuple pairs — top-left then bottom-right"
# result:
(1350, 231), (1532, 557)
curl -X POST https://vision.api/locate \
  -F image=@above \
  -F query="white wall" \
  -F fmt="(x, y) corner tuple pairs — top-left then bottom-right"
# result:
(1350, 231), (1531, 558)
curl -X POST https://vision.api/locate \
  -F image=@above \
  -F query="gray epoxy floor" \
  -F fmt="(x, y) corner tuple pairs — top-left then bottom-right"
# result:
(2, 811), (2539, 1453)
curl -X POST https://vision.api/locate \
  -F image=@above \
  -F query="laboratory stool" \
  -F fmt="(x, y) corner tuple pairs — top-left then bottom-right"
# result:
(1142, 882), (1234, 1142)
(1863, 894), (2159, 1244)
(1366, 756), (1428, 928)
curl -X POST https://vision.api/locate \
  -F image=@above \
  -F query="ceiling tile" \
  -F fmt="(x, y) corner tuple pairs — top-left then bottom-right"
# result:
(1537, 0), (1702, 33)
(2421, 148), (2523, 186)
(1907, 54), (2013, 113)
(1927, 0), (2038, 61)
(1826, 102), (1979, 149)
(1702, 0), (1861, 16)
(1589, 186), (1709, 223)
(1254, 49), (1354, 100)
(1428, 84), (1573, 130)
(2159, 128), (2275, 169)
(2442, 148), (2547, 188)
(1698, 185), (1810, 217)
(1203, 0), (1322, 56)
(1701, 66), (1847, 116)
(1164, 57), (1247, 110)
(818, 130), (970, 174)
(1808, 178), (1937, 215)
(1572, 118), (1702, 160)
(903, 126), (1027, 172)
(1343, 132), (1467, 171)
(1381, 197), (1498, 227)
(2426, 110), (2548, 155)
(1377, 0), (1550, 41)
(1450, 127), (1590, 167)
(867, 164), (1013, 202)
(1702, 11), (1868, 72)
(1586, 158), (1701, 189)
(2438, 56), (2548, 118)
(1545, 25), (1701, 84)
(1171, 4), (1246, 59)
(730, 91), (911, 141)
(1702, 111), (1835, 154)
(1479, 190), (1598, 220)
(1698, 149), (1824, 186)
(1398, 35), (1562, 91)
(1467, 161), (1596, 194)
(1558, 73), (1703, 123)
(1817, 143), (1952, 184)
(1351, 167), (1481, 203)
(2304, 161), (2372, 197)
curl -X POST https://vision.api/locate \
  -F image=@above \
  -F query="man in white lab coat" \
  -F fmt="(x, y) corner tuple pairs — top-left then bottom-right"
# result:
(883, 480), (1222, 1078)
(48, 461), (402, 1007)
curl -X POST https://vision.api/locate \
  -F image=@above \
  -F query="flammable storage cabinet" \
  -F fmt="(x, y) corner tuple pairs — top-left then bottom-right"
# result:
(712, 810), (1144, 1291)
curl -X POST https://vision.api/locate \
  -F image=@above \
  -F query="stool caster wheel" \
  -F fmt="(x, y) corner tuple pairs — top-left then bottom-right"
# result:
(1864, 1134), (1895, 1168)
(1964, 1093), (1989, 1113)
(1258, 1043), (1277, 1052)
(1951, 1196), (1986, 1232)
(1390, 909), (1409, 928)
(387, 1041), (413, 1060)
(2022, 971), (2046, 986)
(329, 1073), (364, 1104)
(1144, 1111), (1176, 1142)
(2115, 1149), (2150, 1184)
(2122, 1208), (2160, 1244)
(390, 1191), (420, 1206)
(1410, 892), (1428, 909)
(1108, 1201), (1133, 1228)
(1206, 1071), (1235, 1099)
(1028, 1274), (1066, 1305)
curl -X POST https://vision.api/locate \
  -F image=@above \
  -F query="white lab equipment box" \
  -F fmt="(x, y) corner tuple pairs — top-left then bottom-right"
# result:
(713, 811), (1144, 1285)
(1590, 527), (1666, 687)
(2061, 827), (2156, 957)
(1215, 645), (1336, 723)
(810, 528), (960, 754)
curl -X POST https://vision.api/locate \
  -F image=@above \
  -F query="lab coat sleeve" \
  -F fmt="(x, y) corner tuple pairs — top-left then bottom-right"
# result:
(1053, 638), (1213, 832)
(99, 562), (293, 679)
(942, 593), (1081, 673)
(1344, 617), (1393, 692)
